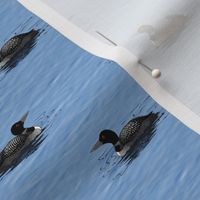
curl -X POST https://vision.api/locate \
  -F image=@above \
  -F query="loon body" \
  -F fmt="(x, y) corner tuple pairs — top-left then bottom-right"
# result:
(0, 112), (42, 171)
(91, 112), (159, 156)
(0, 29), (39, 63)
(0, 127), (42, 170)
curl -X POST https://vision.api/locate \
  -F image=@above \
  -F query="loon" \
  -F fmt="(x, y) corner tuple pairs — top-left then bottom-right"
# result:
(0, 112), (42, 169)
(0, 29), (39, 63)
(90, 112), (158, 156)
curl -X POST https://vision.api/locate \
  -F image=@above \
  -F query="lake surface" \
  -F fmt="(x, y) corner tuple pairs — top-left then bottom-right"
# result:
(0, 1), (200, 199)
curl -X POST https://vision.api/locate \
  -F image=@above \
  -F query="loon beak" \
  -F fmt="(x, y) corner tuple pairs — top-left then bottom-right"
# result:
(20, 111), (29, 123)
(90, 141), (103, 152)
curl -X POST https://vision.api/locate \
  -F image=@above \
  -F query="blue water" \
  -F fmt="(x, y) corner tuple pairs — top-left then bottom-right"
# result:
(0, 1), (200, 199)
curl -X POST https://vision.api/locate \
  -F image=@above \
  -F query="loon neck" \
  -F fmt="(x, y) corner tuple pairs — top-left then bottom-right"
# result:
(114, 142), (123, 152)
(26, 127), (35, 133)
(110, 135), (119, 146)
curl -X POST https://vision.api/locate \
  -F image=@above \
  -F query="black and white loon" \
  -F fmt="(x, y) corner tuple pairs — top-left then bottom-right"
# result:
(91, 112), (158, 156)
(0, 112), (42, 168)
(0, 29), (39, 63)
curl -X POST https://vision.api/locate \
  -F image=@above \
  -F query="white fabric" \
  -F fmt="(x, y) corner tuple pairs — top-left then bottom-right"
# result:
(18, 0), (200, 134)
(39, 0), (200, 116)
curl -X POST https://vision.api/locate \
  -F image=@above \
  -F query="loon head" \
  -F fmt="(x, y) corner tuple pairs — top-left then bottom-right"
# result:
(11, 112), (29, 135)
(11, 121), (25, 135)
(90, 130), (120, 152)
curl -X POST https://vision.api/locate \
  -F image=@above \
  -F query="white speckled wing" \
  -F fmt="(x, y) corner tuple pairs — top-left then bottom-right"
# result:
(119, 119), (142, 145)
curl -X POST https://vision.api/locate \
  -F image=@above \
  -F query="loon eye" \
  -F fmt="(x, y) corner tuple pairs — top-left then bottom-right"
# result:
(101, 135), (106, 140)
(15, 123), (20, 127)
